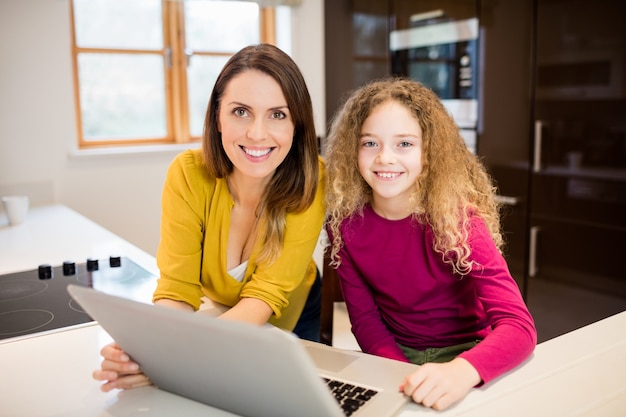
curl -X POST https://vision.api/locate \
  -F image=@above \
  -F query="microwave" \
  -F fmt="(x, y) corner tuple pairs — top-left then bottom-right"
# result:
(536, 49), (624, 100)
(390, 17), (479, 153)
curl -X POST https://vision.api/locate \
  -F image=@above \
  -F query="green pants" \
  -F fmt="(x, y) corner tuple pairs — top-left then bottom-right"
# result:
(398, 340), (480, 365)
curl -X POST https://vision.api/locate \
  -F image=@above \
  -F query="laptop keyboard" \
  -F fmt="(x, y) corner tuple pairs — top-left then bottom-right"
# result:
(323, 377), (378, 416)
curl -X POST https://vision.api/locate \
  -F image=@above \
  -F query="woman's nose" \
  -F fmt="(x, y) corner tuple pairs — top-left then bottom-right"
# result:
(247, 118), (267, 141)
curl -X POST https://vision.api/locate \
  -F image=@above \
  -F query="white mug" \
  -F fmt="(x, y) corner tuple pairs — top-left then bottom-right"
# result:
(1, 195), (29, 226)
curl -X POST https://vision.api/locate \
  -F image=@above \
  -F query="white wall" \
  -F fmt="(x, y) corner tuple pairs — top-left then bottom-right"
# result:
(0, 0), (325, 258)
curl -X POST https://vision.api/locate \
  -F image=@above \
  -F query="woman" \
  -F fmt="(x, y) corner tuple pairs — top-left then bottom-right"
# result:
(94, 44), (325, 391)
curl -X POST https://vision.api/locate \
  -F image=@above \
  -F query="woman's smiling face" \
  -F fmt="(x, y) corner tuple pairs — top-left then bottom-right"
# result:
(218, 69), (295, 181)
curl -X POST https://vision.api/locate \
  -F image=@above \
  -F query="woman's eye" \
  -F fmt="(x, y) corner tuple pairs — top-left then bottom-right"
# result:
(271, 111), (286, 120)
(233, 108), (248, 117)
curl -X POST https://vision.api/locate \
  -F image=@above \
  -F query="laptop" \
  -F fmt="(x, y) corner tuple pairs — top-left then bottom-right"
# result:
(67, 284), (419, 417)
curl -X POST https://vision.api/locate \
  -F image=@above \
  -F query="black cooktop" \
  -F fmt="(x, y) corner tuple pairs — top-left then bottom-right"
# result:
(0, 256), (157, 342)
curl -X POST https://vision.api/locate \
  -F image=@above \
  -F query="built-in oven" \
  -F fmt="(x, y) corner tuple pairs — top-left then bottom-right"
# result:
(390, 13), (479, 153)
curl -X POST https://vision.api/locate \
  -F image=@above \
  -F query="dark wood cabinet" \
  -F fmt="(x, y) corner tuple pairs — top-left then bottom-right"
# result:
(476, 0), (626, 297)
(529, 0), (626, 296)
(477, 0), (534, 291)
(323, 0), (391, 127)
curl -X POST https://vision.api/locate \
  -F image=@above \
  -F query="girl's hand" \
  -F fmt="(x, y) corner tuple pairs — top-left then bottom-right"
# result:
(399, 357), (481, 411)
(92, 342), (152, 392)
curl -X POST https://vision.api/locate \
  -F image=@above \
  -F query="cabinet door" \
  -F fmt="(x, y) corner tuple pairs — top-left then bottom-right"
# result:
(478, 0), (533, 292)
(324, 0), (390, 127)
(530, 0), (626, 296)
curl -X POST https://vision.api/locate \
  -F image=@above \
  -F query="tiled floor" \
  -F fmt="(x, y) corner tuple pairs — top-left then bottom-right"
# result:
(525, 277), (626, 343)
(332, 302), (360, 350)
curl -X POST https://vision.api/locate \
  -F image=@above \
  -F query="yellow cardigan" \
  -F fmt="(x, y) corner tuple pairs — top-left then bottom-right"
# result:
(153, 149), (325, 331)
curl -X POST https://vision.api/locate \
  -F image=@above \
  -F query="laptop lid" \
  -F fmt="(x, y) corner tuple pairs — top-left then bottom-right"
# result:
(68, 285), (414, 417)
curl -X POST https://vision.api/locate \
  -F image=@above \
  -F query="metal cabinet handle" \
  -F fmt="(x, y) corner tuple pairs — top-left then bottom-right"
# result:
(494, 195), (520, 206)
(529, 226), (541, 277)
(533, 121), (546, 173)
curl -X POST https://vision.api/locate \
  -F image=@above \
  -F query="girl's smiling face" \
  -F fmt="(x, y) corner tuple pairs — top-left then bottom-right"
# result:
(357, 100), (423, 218)
(218, 69), (294, 181)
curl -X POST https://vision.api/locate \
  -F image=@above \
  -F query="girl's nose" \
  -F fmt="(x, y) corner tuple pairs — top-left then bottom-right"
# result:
(376, 145), (396, 164)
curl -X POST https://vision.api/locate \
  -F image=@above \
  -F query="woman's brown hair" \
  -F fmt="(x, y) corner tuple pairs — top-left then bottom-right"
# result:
(203, 44), (319, 264)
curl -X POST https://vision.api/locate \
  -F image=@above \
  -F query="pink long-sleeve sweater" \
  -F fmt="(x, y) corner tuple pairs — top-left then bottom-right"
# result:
(328, 205), (537, 384)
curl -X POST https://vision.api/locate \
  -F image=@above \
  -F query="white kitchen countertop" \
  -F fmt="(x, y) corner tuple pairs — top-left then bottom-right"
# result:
(1, 205), (624, 417)
(0, 204), (158, 277)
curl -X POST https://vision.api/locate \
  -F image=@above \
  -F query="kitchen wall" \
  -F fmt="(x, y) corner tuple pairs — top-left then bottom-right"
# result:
(0, 0), (325, 258)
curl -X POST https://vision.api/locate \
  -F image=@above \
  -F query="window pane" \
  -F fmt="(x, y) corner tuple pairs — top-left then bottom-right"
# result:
(74, 0), (163, 50)
(78, 53), (166, 140)
(187, 55), (231, 137)
(275, 6), (292, 55)
(185, 1), (259, 53)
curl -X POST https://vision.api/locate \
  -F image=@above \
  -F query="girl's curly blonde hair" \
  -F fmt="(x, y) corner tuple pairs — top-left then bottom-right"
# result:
(324, 77), (503, 276)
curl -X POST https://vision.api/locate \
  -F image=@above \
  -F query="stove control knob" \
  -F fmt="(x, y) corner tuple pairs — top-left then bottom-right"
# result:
(38, 264), (53, 280)
(86, 258), (99, 271)
(109, 256), (122, 268)
(62, 261), (76, 276)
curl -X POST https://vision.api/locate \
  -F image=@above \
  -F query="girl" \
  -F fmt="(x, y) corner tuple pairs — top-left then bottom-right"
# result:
(94, 44), (325, 391)
(324, 78), (536, 411)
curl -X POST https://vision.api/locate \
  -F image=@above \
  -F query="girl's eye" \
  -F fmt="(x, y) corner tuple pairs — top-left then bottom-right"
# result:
(361, 140), (377, 148)
(399, 141), (413, 148)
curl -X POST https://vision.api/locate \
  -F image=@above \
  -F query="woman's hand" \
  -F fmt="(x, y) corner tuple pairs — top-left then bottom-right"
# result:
(399, 357), (481, 411)
(92, 342), (152, 392)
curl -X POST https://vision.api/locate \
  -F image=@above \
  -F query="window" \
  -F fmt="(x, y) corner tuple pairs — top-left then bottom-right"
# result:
(70, 0), (280, 148)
